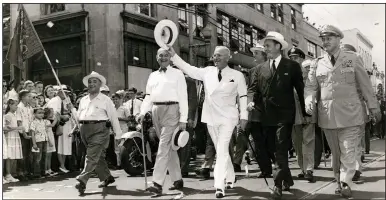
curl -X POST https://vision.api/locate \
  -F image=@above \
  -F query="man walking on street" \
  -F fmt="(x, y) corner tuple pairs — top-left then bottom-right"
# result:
(170, 46), (248, 198)
(75, 71), (122, 195)
(305, 25), (381, 198)
(137, 48), (188, 196)
(288, 47), (317, 182)
(233, 44), (267, 174)
(248, 32), (310, 199)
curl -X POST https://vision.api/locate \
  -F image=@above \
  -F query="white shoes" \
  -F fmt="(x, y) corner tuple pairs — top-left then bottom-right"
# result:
(59, 167), (69, 173)
(5, 175), (19, 183)
(3, 177), (8, 184)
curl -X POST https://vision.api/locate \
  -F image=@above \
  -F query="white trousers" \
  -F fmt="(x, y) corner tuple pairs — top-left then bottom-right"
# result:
(207, 123), (236, 190)
(324, 125), (360, 187)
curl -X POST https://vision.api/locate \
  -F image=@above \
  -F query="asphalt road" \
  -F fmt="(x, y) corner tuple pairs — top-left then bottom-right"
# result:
(3, 138), (385, 199)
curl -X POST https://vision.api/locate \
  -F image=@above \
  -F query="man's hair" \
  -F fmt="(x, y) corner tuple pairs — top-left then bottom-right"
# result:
(111, 93), (121, 99)
(214, 46), (231, 57)
(23, 80), (34, 88)
(128, 87), (137, 93)
(35, 81), (43, 85)
(18, 89), (30, 100)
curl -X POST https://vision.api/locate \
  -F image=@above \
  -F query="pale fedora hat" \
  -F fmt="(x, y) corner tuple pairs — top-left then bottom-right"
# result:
(250, 43), (265, 53)
(154, 19), (179, 50)
(261, 31), (288, 50)
(82, 71), (107, 87)
(171, 127), (190, 151)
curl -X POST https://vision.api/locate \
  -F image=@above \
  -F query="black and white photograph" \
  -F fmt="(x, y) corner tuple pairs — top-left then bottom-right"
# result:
(1, 2), (385, 199)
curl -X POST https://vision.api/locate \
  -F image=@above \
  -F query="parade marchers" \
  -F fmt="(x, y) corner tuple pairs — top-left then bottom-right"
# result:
(2, 23), (385, 200)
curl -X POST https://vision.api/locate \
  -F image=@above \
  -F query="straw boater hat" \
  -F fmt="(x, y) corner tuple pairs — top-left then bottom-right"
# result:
(261, 31), (288, 50)
(171, 127), (190, 151)
(250, 43), (265, 53)
(82, 71), (106, 87)
(154, 19), (179, 50)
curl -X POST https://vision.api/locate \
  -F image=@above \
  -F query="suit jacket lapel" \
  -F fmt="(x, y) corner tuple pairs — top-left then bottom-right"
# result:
(207, 68), (220, 95)
(260, 61), (272, 80)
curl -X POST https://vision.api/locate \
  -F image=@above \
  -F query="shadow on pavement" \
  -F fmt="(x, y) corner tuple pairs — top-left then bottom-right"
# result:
(313, 190), (386, 200)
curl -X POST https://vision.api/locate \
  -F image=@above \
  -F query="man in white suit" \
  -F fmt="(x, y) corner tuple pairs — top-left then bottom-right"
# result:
(169, 46), (248, 198)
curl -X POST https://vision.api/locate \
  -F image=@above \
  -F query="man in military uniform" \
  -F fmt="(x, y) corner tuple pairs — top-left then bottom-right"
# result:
(287, 47), (317, 182)
(305, 25), (381, 198)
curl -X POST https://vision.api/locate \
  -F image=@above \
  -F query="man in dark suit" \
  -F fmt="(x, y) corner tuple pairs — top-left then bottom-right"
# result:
(248, 32), (310, 199)
(178, 75), (198, 177)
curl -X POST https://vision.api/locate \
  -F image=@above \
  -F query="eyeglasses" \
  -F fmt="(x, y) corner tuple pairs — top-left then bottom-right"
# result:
(32, 96), (38, 99)
(37, 112), (45, 114)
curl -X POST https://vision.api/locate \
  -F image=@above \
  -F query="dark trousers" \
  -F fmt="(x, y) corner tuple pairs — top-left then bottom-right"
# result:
(195, 108), (208, 154)
(263, 124), (294, 187)
(233, 121), (261, 165)
(20, 137), (33, 175)
(106, 134), (117, 167)
(33, 141), (47, 176)
(178, 127), (194, 173)
(255, 124), (276, 175)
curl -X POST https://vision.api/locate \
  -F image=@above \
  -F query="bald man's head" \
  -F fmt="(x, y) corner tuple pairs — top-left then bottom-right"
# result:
(212, 46), (231, 69)
(157, 48), (171, 68)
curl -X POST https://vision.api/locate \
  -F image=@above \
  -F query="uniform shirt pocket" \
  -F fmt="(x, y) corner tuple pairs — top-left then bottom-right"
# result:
(341, 68), (355, 84)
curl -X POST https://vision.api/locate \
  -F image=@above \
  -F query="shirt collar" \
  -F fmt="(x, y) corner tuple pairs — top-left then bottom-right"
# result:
(328, 49), (341, 60)
(85, 92), (102, 100)
(158, 65), (170, 73)
(218, 66), (230, 72)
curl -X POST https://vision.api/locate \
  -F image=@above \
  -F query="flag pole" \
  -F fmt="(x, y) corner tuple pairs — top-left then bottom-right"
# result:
(20, 4), (80, 128)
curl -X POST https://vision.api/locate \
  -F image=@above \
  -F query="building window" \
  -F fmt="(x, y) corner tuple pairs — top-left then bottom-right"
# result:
(307, 41), (317, 58)
(277, 4), (284, 23)
(320, 48), (327, 57)
(124, 37), (159, 70)
(291, 8), (296, 30)
(238, 22), (245, 52)
(256, 4), (263, 12)
(245, 28), (252, 53)
(194, 4), (206, 38)
(178, 4), (189, 35)
(217, 13), (230, 47)
(270, 4), (277, 19)
(41, 4), (65, 15)
(137, 4), (155, 17)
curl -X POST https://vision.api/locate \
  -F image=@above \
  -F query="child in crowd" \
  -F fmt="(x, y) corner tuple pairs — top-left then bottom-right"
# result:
(29, 107), (52, 178)
(44, 108), (58, 176)
(3, 99), (24, 183)
(37, 94), (46, 107)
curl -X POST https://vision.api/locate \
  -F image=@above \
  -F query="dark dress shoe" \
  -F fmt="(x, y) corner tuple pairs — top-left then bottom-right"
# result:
(169, 180), (183, 190)
(226, 177), (237, 189)
(195, 168), (210, 179)
(283, 182), (291, 192)
(245, 153), (252, 165)
(146, 183), (162, 196)
(297, 171), (305, 178)
(335, 182), (342, 194)
(215, 188), (225, 198)
(341, 182), (352, 198)
(75, 179), (86, 195)
(98, 176), (115, 188)
(352, 170), (361, 181)
(233, 164), (242, 172)
(257, 172), (272, 178)
(361, 155), (365, 163)
(181, 172), (189, 178)
(271, 186), (282, 199)
(304, 170), (314, 182)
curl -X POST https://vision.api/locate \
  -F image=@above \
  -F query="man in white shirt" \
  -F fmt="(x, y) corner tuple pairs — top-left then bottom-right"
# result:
(123, 87), (142, 130)
(74, 71), (122, 195)
(137, 48), (188, 196)
(169, 46), (248, 198)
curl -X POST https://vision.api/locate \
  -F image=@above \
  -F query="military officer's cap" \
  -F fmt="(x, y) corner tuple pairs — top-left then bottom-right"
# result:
(288, 47), (305, 59)
(341, 44), (357, 52)
(319, 24), (344, 38)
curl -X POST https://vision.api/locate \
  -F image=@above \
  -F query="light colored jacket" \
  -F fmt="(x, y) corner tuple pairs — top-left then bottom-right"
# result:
(305, 50), (378, 129)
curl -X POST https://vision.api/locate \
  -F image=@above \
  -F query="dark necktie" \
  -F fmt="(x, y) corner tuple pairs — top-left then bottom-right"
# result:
(218, 70), (222, 81)
(198, 82), (205, 108)
(159, 67), (167, 72)
(272, 60), (276, 73)
(331, 55), (336, 66)
(131, 99), (134, 115)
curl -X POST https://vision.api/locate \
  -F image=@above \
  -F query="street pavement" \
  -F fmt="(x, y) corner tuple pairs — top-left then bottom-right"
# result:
(3, 138), (385, 199)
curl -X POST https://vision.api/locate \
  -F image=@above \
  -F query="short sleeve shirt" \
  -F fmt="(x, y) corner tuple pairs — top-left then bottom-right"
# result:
(30, 119), (49, 142)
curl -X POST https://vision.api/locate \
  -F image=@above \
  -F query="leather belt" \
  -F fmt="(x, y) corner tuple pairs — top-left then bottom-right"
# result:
(153, 101), (178, 105)
(79, 120), (107, 124)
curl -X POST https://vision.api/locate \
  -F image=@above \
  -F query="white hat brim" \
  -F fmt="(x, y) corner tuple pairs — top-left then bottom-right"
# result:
(261, 37), (288, 50)
(171, 128), (189, 151)
(154, 20), (179, 50)
(250, 47), (265, 52)
(82, 73), (107, 87)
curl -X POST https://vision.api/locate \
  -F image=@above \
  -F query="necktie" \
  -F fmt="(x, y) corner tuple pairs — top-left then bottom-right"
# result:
(159, 67), (167, 72)
(218, 70), (222, 81)
(331, 55), (336, 66)
(198, 82), (205, 108)
(130, 99), (134, 115)
(272, 60), (276, 73)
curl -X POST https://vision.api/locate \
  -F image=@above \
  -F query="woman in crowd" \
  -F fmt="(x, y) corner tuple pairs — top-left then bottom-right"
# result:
(44, 85), (56, 103)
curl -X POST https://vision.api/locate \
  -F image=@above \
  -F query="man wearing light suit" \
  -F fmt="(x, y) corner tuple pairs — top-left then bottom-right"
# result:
(169, 46), (248, 198)
(305, 25), (381, 198)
